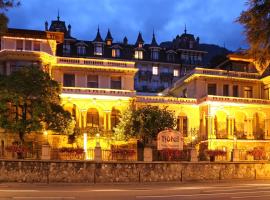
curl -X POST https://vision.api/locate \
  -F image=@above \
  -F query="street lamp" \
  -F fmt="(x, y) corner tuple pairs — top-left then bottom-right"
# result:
(191, 135), (196, 148)
(43, 130), (48, 145)
(96, 133), (100, 147)
(189, 128), (197, 148)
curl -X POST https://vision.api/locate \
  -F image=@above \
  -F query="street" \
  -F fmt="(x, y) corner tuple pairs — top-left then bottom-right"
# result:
(1, 180), (270, 200)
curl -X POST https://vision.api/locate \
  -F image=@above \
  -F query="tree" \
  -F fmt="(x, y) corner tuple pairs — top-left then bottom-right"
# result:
(113, 106), (135, 141)
(114, 105), (176, 143)
(237, 0), (270, 71)
(0, 0), (20, 35)
(0, 66), (72, 142)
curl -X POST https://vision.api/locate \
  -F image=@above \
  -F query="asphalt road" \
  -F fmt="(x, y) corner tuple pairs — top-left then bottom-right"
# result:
(1, 180), (270, 200)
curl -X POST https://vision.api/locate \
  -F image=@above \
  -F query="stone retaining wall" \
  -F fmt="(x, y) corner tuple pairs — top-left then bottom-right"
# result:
(1, 160), (270, 183)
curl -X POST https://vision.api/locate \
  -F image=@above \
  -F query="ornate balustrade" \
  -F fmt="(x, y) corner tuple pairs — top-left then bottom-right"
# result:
(199, 95), (270, 105)
(195, 68), (260, 79)
(62, 87), (136, 97)
(57, 57), (134, 68)
(136, 96), (197, 104)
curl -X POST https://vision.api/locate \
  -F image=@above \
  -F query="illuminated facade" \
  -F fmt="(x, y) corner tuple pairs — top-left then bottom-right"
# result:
(0, 23), (270, 161)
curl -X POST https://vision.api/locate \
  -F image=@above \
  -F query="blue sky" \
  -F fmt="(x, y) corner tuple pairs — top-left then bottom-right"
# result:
(6, 0), (248, 50)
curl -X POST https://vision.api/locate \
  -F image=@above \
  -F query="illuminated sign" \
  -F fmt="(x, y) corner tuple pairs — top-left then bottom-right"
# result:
(157, 129), (183, 150)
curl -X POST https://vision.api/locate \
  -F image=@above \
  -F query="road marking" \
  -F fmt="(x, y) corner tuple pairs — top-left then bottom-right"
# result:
(13, 198), (75, 199)
(90, 189), (129, 192)
(201, 187), (270, 193)
(232, 194), (270, 199)
(136, 190), (270, 198)
(0, 190), (38, 193)
(90, 188), (150, 192)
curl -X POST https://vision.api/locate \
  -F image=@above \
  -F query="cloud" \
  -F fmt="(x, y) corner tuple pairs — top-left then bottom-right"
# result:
(6, 0), (247, 50)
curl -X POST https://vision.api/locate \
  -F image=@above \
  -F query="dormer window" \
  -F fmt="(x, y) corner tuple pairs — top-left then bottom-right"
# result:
(112, 48), (120, 58)
(189, 41), (193, 49)
(94, 44), (103, 56)
(135, 50), (143, 59)
(107, 40), (112, 46)
(167, 53), (175, 62)
(77, 46), (86, 56)
(138, 43), (143, 48)
(63, 42), (71, 55)
(151, 50), (159, 60)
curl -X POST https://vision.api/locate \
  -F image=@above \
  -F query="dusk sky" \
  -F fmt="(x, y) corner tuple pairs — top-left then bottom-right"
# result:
(6, 0), (248, 51)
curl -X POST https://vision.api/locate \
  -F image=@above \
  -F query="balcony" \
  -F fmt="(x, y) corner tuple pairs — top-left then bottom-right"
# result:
(57, 57), (135, 69)
(62, 87), (136, 97)
(199, 95), (270, 105)
(195, 68), (260, 79)
(136, 96), (197, 104)
(173, 67), (261, 89)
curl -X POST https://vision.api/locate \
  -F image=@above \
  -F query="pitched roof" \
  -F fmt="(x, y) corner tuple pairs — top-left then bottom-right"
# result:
(105, 29), (113, 41)
(150, 32), (159, 48)
(135, 32), (144, 46)
(93, 27), (104, 43)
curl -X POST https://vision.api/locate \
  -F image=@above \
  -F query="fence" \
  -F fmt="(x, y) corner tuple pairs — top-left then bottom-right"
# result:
(85, 148), (137, 161)
(152, 149), (190, 161)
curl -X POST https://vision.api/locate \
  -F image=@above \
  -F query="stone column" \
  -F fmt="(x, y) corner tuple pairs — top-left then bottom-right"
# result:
(227, 116), (234, 139)
(264, 119), (270, 139)
(206, 115), (216, 139)
(82, 110), (87, 129)
(246, 118), (254, 139)
(144, 147), (152, 162)
(103, 113), (107, 130)
(107, 112), (111, 131)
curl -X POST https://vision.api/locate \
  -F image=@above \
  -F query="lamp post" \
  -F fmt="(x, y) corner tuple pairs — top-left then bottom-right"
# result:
(191, 135), (196, 148)
(189, 128), (198, 162)
(41, 130), (50, 160)
(233, 135), (237, 149)
(232, 135), (239, 162)
(43, 130), (48, 145)
(189, 128), (197, 148)
(83, 132), (88, 160)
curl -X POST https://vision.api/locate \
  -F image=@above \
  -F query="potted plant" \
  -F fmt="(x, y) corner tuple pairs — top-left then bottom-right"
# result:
(206, 150), (227, 162)
(246, 148), (266, 160)
(5, 144), (29, 159)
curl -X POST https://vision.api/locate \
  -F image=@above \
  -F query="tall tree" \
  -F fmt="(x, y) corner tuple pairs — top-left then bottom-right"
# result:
(0, 0), (20, 35)
(0, 66), (72, 142)
(237, 0), (270, 71)
(114, 105), (176, 143)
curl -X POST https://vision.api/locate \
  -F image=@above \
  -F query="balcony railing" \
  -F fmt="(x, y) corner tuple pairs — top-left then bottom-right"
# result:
(199, 95), (270, 105)
(62, 87), (136, 97)
(173, 67), (261, 89)
(57, 57), (135, 69)
(195, 68), (260, 79)
(136, 96), (197, 104)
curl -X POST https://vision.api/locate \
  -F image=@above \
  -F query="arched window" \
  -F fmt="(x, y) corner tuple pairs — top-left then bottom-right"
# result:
(151, 50), (159, 60)
(94, 44), (103, 56)
(112, 48), (120, 58)
(87, 108), (99, 127)
(77, 46), (86, 56)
